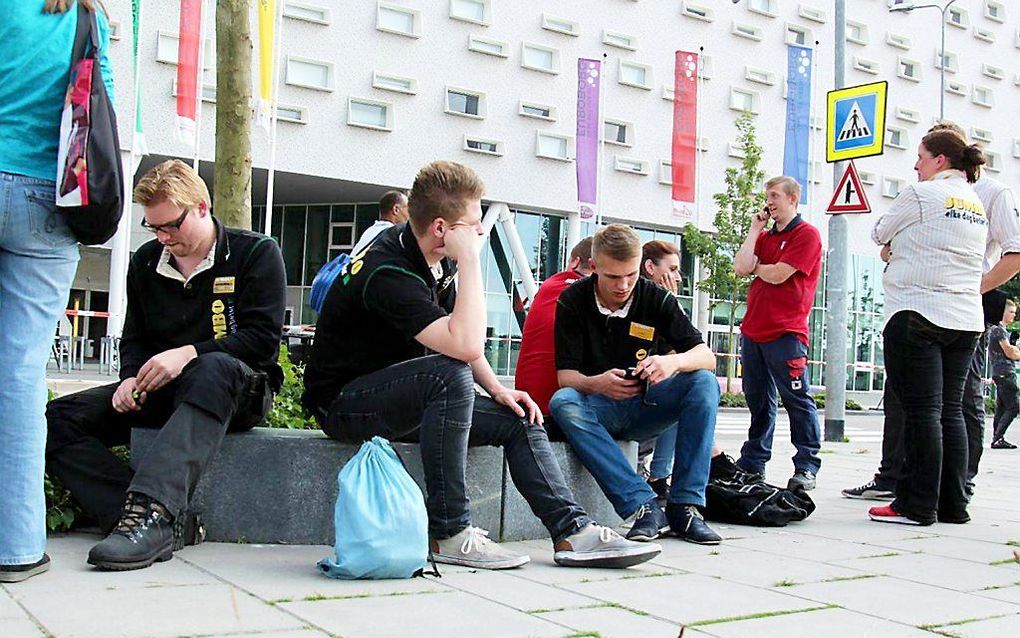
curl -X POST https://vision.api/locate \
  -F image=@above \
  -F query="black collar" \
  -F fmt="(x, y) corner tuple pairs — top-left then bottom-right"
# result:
(212, 216), (231, 264)
(769, 214), (803, 235)
(397, 223), (449, 286)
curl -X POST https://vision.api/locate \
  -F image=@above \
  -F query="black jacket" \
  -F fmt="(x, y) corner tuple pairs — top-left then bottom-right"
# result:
(119, 218), (286, 390)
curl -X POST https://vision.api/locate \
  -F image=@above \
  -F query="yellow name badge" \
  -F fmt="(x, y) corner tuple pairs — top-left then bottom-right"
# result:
(629, 322), (655, 341)
(213, 276), (236, 294)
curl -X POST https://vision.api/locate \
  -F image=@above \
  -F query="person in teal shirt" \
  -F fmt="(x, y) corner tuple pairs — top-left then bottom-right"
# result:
(0, 0), (115, 583)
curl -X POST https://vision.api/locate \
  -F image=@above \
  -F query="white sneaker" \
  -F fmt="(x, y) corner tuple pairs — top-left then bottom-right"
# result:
(430, 526), (530, 570)
(554, 523), (662, 568)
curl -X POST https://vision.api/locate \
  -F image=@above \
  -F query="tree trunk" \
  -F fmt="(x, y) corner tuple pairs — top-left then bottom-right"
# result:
(213, 0), (252, 229)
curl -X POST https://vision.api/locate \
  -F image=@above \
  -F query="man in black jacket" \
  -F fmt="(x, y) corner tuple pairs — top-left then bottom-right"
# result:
(46, 160), (285, 571)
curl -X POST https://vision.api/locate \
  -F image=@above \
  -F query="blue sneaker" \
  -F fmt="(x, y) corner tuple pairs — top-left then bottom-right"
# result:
(625, 501), (668, 542)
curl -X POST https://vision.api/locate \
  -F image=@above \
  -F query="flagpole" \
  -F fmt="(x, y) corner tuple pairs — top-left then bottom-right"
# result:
(264, 0), (283, 236)
(594, 52), (607, 228)
(192, 0), (207, 171)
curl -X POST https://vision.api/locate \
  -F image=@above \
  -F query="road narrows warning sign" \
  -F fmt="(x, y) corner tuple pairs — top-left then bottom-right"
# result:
(826, 161), (872, 215)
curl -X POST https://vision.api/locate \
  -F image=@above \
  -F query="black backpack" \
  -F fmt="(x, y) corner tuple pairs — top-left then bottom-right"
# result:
(704, 454), (816, 527)
(55, 4), (124, 245)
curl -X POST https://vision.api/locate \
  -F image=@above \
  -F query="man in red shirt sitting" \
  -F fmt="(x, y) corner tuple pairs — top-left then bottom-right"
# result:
(516, 238), (593, 418)
(733, 176), (823, 492)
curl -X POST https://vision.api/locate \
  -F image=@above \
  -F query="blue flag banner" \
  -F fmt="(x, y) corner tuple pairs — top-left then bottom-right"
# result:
(784, 45), (813, 205)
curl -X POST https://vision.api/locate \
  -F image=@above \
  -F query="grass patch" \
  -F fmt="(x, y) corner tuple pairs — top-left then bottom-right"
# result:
(988, 557), (1019, 566)
(979, 581), (1020, 591)
(772, 580), (798, 587)
(860, 552), (900, 559)
(562, 633), (602, 638)
(1006, 540), (1019, 547)
(298, 590), (447, 603)
(823, 574), (881, 583)
(919, 612), (1020, 634)
(620, 570), (674, 580)
(818, 449), (835, 454)
(708, 550), (721, 556)
(688, 604), (836, 627)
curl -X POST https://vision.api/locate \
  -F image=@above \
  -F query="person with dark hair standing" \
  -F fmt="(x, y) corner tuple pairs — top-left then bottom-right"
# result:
(350, 190), (408, 256)
(0, 0), (114, 583)
(868, 131), (988, 526)
(988, 300), (1020, 449)
(304, 161), (658, 570)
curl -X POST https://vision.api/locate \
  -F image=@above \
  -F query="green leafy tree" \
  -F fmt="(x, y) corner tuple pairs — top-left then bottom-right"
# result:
(682, 112), (765, 391)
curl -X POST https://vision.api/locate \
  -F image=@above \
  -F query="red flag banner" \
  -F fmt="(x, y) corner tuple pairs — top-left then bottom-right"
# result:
(672, 51), (699, 222)
(176, 0), (202, 147)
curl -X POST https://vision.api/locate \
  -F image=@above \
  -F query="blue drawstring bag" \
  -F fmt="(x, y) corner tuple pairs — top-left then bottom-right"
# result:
(309, 253), (350, 312)
(317, 437), (429, 579)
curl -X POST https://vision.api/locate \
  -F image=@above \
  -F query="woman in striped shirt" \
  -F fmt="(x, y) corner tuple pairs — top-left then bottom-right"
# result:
(868, 130), (987, 526)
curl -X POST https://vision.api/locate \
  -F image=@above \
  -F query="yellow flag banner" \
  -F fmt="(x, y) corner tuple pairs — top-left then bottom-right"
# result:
(256, 0), (275, 132)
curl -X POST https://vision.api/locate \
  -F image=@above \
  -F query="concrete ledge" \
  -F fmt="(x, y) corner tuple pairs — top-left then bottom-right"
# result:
(131, 427), (632, 544)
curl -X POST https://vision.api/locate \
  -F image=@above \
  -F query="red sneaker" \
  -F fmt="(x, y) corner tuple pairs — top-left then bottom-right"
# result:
(868, 505), (924, 525)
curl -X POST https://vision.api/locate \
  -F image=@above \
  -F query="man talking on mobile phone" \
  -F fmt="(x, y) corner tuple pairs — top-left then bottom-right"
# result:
(732, 176), (824, 492)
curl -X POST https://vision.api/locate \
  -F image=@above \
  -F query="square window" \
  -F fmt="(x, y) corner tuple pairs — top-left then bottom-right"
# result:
(372, 71), (417, 95)
(973, 26), (995, 43)
(377, 2), (421, 37)
(542, 14), (579, 36)
(785, 24), (812, 46)
(886, 32), (911, 50)
(985, 150), (1001, 172)
(728, 142), (747, 159)
(972, 127), (993, 143)
(853, 56), (879, 75)
(882, 177), (906, 199)
(285, 56), (334, 91)
(733, 22), (764, 41)
(945, 80), (967, 96)
(885, 127), (907, 149)
(450, 0), (490, 25)
(347, 97), (392, 131)
(846, 21), (869, 45)
(799, 5), (827, 23)
(1012, 139), (1020, 159)
(859, 170), (877, 185)
(935, 50), (959, 73)
(748, 0), (778, 17)
(682, 2), (714, 22)
(156, 31), (215, 69)
(895, 107), (920, 123)
(521, 43), (559, 74)
(614, 156), (650, 175)
(535, 132), (572, 161)
(973, 86), (994, 107)
(283, 2), (331, 25)
(661, 85), (675, 101)
(618, 60), (652, 89)
(604, 119), (633, 146)
(468, 35), (508, 57)
(519, 101), (557, 121)
(275, 104), (308, 124)
(445, 87), (486, 118)
(985, 1), (1006, 23)
(602, 29), (637, 51)
(897, 57), (921, 82)
(463, 135), (504, 156)
(658, 160), (673, 185)
(108, 20), (122, 40)
(982, 64), (1004, 81)
(745, 66), (777, 85)
(946, 6), (969, 28)
(729, 87), (759, 114)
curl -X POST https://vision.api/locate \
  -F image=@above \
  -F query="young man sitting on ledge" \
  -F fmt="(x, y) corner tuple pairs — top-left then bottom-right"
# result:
(45, 160), (286, 571)
(550, 224), (722, 545)
(302, 160), (660, 570)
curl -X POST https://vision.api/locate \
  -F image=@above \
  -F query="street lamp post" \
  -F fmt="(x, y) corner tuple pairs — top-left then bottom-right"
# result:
(888, 0), (958, 120)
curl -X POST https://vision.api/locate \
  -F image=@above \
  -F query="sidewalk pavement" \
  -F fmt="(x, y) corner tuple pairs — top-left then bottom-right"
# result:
(4, 422), (1019, 638)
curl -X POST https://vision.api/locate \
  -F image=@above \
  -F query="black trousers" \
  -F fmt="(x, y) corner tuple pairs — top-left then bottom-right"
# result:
(873, 383), (905, 490)
(46, 352), (271, 531)
(992, 372), (1019, 440)
(319, 354), (591, 542)
(962, 330), (989, 479)
(884, 311), (978, 524)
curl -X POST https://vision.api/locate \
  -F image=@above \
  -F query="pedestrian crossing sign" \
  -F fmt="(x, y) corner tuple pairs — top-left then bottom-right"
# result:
(826, 81), (888, 163)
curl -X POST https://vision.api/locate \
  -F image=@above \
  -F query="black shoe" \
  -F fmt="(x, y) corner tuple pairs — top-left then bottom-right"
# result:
(666, 503), (722, 545)
(647, 477), (669, 507)
(88, 493), (176, 571)
(991, 438), (1017, 449)
(174, 510), (206, 551)
(841, 479), (895, 500)
(733, 462), (765, 485)
(788, 470), (817, 492)
(937, 511), (971, 524)
(626, 501), (668, 542)
(965, 481), (975, 497)
(0, 554), (50, 583)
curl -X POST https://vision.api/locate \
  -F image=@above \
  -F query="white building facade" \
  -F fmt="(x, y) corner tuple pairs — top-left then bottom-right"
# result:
(82, 0), (1019, 392)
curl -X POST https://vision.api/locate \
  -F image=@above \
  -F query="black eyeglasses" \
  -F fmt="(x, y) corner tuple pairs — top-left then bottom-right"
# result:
(141, 208), (190, 234)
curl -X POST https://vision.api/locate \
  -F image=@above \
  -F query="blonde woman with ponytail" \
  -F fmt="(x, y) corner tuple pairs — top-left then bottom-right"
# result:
(0, 0), (115, 583)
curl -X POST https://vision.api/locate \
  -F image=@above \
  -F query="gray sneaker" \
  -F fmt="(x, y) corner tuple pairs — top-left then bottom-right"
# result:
(431, 526), (530, 570)
(554, 523), (661, 568)
(788, 470), (817, 491)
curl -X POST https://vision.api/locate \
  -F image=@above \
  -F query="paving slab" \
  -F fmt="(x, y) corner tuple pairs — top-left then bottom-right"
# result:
(18, 582), (304, 638)
(436, 568), (596, 612)
(0, 617), (46, 638)
(789, 576), (1020, 627)
(974, 585), (1020, 605)
(280, 591), (567, 638)
(723, 530), (888, 562)
(830, 552), (1020, 592)
(560, 573), (823, 626)
(672, 550), (873, 588)
(535, 605), (683, 638)
(177, 542), (448, 602)
(503, 552), (681, 586)
(866, 535), (1020, 565)
(924, 612), (1020, 638)
(0, 589), (27, 619)
(700, 606), (935, 638)
(200, 631), (330, 638)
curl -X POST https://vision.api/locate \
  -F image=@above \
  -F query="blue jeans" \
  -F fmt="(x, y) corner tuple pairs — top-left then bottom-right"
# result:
(649, 427), (676, 480)
(0, 173), (79, 565)
(550, 369), (718, 518)
(737, 333), (822, 475)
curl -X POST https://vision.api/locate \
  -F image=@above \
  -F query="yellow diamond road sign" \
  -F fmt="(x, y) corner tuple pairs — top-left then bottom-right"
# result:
(826, 81), (888, 163)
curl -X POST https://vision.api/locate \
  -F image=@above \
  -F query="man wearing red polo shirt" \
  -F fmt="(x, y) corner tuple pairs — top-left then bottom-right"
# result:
(516, 238), (593, 417)
(733, 176), (823, 492)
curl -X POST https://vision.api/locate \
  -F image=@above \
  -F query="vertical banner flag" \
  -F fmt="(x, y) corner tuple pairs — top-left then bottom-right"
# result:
(175, 0), (202, 147)
(576, 59), (601, 221)
(256, 0), (276, 133)
(131, 0), (146, 157)
(672, 51), (698, 222)
(784, 45), (813, 204)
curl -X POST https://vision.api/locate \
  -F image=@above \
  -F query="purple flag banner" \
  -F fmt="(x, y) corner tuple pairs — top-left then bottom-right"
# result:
(576, 59), (601, 221)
